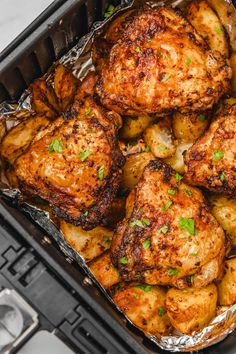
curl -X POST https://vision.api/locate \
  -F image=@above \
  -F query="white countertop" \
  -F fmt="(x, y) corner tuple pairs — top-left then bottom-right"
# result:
(0, 0), (55, 52)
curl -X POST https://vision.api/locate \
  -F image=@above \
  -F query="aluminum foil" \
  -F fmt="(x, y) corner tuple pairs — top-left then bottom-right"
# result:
(1, 0), (236, 351)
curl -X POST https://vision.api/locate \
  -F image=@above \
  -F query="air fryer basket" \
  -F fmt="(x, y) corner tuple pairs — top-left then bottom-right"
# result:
(1, 1), (236, 353)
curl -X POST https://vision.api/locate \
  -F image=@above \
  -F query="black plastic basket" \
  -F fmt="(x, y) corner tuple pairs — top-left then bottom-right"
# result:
(1, 1), (236, 353)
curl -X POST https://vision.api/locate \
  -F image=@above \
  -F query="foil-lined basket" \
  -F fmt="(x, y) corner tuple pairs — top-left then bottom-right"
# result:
(1, 0), (236, 351)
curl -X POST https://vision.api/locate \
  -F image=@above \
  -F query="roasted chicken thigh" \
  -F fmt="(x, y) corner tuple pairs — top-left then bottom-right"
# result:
(14, 75), (124, 229)
(185, 104), (236, 196)
(94, 6), (231, 117)
(111, 160), (225, 288)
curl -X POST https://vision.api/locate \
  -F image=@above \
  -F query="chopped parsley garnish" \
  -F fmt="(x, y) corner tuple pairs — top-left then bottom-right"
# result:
(135, 47), (141, 53)
(199, 114), (206, 122)
(84, 211), (88, 217)
(159, 145), (167, 151)
(220, 171), (225, 182)
(136, 285), (152, 292)
(145, 145), (150, 152)
(142, 239), (151, 249)
(179, 217), (195, 235)
(168, 189), (176, 196)
(85, 107), (92, 115)
(142, 218), (150, 226)
(161, 72), (172, 83)
(167, 268), (180, 276)
(79, 150), (91, 161)
(104, 4), (115, 18)
(175, 173), (183, 182)
(158, 225), (169, 234)
(157, 50), (163, 58)
(130, 218), (150, 228)
(213, 150), (224, 162)
(98, 164), (105, 180)
(158, 307), (166, 317)
(190, 252), (198, 257)
(215, 26), (222, 34)
(129, 140), (137, 146)
(183, 189), (193, 197)
(162, 201), (173, 211)
(48, 139), (63, 153)
(103, 235), (111, 245)
(186, 57), (191, 65)
(119, 257), (128, 265)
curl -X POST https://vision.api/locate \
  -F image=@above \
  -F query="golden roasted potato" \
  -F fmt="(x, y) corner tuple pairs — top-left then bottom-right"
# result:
(54, 64), (78, 110)
(122, 152), (155, 190)
(166, 284), (217, 334)
(113, 285), (172, 336)
(31, 79), (59, 117)
(89, 252), (120, 289)
(0, 120), (6, 142)
(164, 142), (193, 174)
(125, 190), (135, 218)
(143, 120), (176, 158)
(60, 220), (113, 262)
(186, 0), (229, 57)
(209, 195), (236, 245)
(0, 115), (50, 164)
(218, 258), (236, 305)
(172, 112), (209, 143)
(120, 115), (155, 140)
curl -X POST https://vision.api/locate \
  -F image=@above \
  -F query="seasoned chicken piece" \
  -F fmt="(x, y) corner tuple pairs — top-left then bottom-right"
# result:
(111, 160), (225, 288)
(113, 284), (172, 336)
(31, 79), (60, 118)
(94, 6), (231, 117)
(185, 104), (236, 196)
(89, 252), (120, 289)
(14, 76), (124, 229)
(54, 64), (78, 110)
(60, 220), (113, 262)
(0, 115), (51, 164)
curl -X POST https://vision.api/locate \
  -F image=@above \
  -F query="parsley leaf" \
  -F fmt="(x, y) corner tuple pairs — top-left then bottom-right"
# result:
(142, 239), (151, 249)
(175, 173), (183, 182)
(130, 219), (144, 228)
(162, 201), (173, 211)
(158, 307), (166, 317)
(135, 47), (141, 53)
(98, 164), (105, 180)
(158, 225), (169, 234)
(215, 26), (222, 34)
(104, 4), (115, 18)
(199, 114), (206, 122)
(179, 217), (195, 235)
(220, 171), (225, 182)
(48, 139), (63, 153)
(85, 107), (92, 115)
(186, 57), (191, 65)
(142, 218), (150, 226)
(136, 285), (152, 292)
(161, 72), (172, 83)
(213, 150), (224, 162)
(103, 235), (111, 245)
(168, 189), (176, 196)
(84, 211), (88, 217)
(145, 145), (150, 152)
(183, 189), (193, 197)
(119, 257), (128, 265)
(190, 252), (198, 257)
(79, 150), (91, 161)
(167, 268), (180, 276)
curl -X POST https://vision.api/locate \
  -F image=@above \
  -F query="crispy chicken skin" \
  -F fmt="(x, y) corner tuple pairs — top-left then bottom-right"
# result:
(14, 75), (124, 229)
(94, 6), (231, 117)
(185, 104), (236, 196)
(111, 160), (225, 288)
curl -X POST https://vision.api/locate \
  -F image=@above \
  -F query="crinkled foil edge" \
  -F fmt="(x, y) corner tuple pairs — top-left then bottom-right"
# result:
(1, 0), (236, 351)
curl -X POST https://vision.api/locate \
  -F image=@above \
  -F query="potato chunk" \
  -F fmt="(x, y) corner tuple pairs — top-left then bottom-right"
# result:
(143, 121), (176, 158)
(89, 252), (120, 289)
(122, 152), (155, 190)
(120, 115), (155, 140)
(164, 142), (193, 174)
(186, 0), (229, 57)
(54, 64), (78, 110)
(113, 285), (172, 336)
(0, 115), (50, 164)
(218, 258), (236, 305)
(172, 112), (208, 143)
(166, 284), (217, 334)
(60, 220), (113, 262)
(209, 195), (236, 245)
(31, 79), (59, 117)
